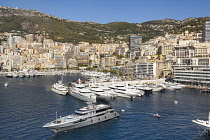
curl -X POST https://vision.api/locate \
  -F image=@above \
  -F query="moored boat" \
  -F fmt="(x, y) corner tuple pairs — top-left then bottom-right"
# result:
(6, 72), (13, 78)
(90, 86), (112, 101)
(52, 80), (68, 95)
(69, 87), (97, 103)
(192, 112), (210, 134)
(69, 79), (97, 103)
(51, 75), (68, 95)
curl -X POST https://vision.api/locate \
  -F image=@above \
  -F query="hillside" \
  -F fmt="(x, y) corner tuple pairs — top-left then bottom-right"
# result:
(0, 6), (210, 44)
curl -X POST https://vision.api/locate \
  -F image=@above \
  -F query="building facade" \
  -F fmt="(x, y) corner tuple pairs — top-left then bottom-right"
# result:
(134, 62), (156, 79)
(129, 35), (142, 51)
(202, 21), (210, 43)
(173, 65), (210, 86)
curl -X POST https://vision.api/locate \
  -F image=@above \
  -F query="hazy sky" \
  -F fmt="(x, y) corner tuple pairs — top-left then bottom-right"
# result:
(1, 0), (210, 24)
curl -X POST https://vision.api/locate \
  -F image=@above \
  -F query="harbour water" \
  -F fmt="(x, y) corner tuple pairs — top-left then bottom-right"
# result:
(0, 75), (210, 140)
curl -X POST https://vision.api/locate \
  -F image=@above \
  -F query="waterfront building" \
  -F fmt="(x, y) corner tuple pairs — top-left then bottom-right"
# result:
(134, 62), (156, 79)
(173, 65), (210, 86)
(202, 21), (210, 42)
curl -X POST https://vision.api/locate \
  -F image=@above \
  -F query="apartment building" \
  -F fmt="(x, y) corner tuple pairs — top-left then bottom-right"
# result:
(202, 21), (210, 42)
(100, 56), (116, 69)
(134, 62), (156, 79)
(129, 35), (142, 51)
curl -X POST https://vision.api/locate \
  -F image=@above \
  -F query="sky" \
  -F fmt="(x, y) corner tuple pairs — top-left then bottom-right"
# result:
(1, 0), (210, 24)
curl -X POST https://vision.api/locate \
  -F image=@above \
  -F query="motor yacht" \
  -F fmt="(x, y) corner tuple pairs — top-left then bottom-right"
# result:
(192, 112), (210, 134)
(69, 79), (97, 103)
(52, 80), (68, 95)
(90, 86), (112, 101)
(43, 102), (119, 132)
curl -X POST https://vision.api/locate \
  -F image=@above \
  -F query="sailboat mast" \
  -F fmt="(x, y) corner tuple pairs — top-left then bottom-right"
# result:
(56, 111), (58, 122)
(209, 112), (210, 123)
(61, 74), (63, 83)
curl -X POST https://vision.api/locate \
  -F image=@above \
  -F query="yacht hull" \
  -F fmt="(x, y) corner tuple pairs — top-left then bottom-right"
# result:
(192, 119), (210, 130)
(70, 91), (96, 103)
(44, 111), (119, 132)
(51, 88), (68, 95)
(95, 93), (111, 101)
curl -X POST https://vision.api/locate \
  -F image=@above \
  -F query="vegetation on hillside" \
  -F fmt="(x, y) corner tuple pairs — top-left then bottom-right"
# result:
(0, 7), (210, 44)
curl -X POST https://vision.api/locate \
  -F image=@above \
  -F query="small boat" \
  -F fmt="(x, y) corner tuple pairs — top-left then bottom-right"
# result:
(174, 101), (178, 104)
(6, 72), (13, 78)
(154, 113), (160, 118)
(4, 82), (8, 87)
(121, 109), (125, 112)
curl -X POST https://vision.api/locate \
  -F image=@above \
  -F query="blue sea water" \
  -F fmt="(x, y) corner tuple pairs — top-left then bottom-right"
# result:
(0, 75), (210, 140)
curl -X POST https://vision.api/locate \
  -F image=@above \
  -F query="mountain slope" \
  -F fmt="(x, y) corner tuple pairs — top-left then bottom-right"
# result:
(0, 6), (210, 44)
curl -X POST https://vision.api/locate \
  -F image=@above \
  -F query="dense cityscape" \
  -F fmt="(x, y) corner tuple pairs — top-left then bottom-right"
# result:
(0, 21), (210, 84)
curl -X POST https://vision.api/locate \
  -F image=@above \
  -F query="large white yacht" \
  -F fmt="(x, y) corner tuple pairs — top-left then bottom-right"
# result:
(69, 79), (97, 103)
(192, 112), (210, 133)
(43, 102), (119, 132)
(89, 85), (112, 101)
(109, 84), (139, 99)
(52, 76), (68, 96)
(134, 84), (153, 94)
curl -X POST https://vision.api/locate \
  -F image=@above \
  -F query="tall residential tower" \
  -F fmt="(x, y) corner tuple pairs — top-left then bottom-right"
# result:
(202, 21), (210, 42)
(129, 35), (142, 51)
